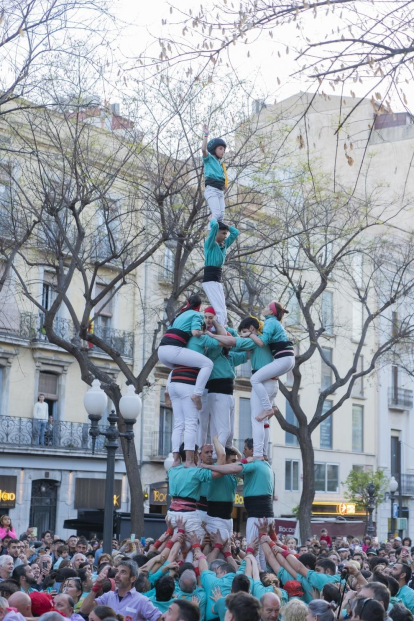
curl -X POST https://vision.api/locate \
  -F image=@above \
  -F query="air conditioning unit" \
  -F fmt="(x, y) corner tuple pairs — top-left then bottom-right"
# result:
(397, 517), (408, 530)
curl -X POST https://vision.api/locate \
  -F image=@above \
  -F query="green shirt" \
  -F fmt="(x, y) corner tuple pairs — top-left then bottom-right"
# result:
(201, 561), (246, 621)
(306, 570), (341, 591)
(204, 219), (239, 267)
(172, 309), (204, 334)
(252, 581), (288, 605)
(203, 153), (225, 183)
(277, 568), (313, 604)
(241, 460), (273, 497)
(146, 589), (176, 614)
(257, 315), (289, 345)
(148, 561), (169, 586)
(207, 474), (237, 502)
(188, 334), (221, 354)
(168, 465), (212, 501)
(212, 597), (227, 621)
(397, 585), (414, 614)
(175, 587), (207, 621)
(235, 337), (274, 370)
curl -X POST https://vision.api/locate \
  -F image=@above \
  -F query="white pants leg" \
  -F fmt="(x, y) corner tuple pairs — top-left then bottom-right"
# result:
(246, 516), (274, 570)
(197, 390), (210, 447)
(169, 382), (199, 452)
(204, 186), (226, 222)
(208, 393), (232, 449)
(206, 515), (233, 540)
(250, 379), (277, 458)
(158, 345), (214, 396)
(202, 281), (227, 327)
(264, 422), (271, 457)
(250, 356), (295, 410)
(226, 395), (235, 447)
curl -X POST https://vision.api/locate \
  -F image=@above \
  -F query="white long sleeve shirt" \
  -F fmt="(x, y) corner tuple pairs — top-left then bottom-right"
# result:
(33, 401), (49, 420)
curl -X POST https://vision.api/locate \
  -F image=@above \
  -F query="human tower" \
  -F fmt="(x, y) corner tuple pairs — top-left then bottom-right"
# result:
(157, 125), (296, 568)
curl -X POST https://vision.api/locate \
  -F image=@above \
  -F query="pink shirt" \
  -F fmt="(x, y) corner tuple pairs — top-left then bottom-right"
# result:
(0, 527), (17, 540)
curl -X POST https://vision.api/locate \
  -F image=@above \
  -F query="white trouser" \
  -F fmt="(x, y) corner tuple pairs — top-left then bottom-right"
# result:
(250, 356), (295, 410)
(206, 515), (233, 540)
(251, 379), (277, 458)
(202, 281), (227, 327)
(197, 390), (210, 447)
(208, 392), (234, 450)
(169, 382), (199, 452)
(246, 516), (275, 570)
(167, 510), (204, 541)
(158, 345), (214, 396)
(264, 422), (271, 458)
(205, 186), (225, 222)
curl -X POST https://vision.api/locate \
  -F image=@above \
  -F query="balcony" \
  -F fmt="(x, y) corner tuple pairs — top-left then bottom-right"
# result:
(388, 388), (413, 411)
(150, 430), (172, 460)
(0, 415), (121, 454)
(18, 313), (134, 359)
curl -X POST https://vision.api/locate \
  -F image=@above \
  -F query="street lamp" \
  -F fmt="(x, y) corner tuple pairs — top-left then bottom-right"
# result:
(366, 482), (376, 538)
(389, 476), (399, 540)
(84, 381), (141, 553)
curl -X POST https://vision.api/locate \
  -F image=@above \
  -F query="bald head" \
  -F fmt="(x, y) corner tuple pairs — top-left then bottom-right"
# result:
(260, 592), (280, 621)
(8, 592), (32, 617)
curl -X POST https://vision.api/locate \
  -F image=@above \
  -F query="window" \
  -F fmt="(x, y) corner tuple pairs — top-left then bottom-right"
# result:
(321, 291), (333, 334)
(391, 436), (401, 477)
(159, 388), (172, 457)
(321, 348), (333, 390)
(285, 400), (299, 446)
(352, 356), (364, 397)
(239, 398), (252, 442)
(38, 371), (58, 418)
(159, 242), (176, 283)
(320, 400), (333, 449)
(314, 463), (339, 493)
(0, 163), (12, 231)
(352, 301), (364, 341)
(285, 460), (299, 491)
(95, 283), (113, 331)
(42, 272), (57, 312)
(392, 311), (399, 338)
(353, 254), (364, 289)
(352, 404), (364, 452)
(236, 359), (252, 378)
(352, 464), (373, 473)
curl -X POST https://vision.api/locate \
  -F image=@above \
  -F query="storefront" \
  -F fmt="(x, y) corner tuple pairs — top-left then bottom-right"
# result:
(0, 475), (17, 515)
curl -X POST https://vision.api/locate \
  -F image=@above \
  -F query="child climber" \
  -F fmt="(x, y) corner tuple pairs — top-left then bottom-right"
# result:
(202, 124), (228, 222)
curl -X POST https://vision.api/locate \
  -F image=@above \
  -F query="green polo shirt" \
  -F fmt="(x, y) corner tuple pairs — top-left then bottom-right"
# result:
(204, 219), (239, 267)
(397, 585), (414, 614)
(188, 334), (221, 354)
(175, 587), (207, 621)
(172, 310), (204, 334)
(306, 570), (341, 591)
(168, 465), (212, 500)
(146, 589), (175, 614)
(201, 561), (246, 621)
(203, 153), (225, 183)
(257, 315), (289, 345)
(235, 337), (274, 370)
(277, 568), (313, 604)
(241, 460), (273, 497)
(252, 581), (288, 605)
(207, 474), (237, 502)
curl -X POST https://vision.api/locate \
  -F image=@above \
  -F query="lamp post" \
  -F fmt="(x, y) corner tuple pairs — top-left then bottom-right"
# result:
(366, 482), (376, 538)
(388, 476), (399, 540)
(84, 381), (141, 553)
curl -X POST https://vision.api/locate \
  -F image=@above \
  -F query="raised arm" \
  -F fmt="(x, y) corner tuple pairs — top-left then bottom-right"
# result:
(213, 435), (226, 465)
(202, 124), (209, 157)
(212, 318), (227, 336)
(274, 546), (308, 578)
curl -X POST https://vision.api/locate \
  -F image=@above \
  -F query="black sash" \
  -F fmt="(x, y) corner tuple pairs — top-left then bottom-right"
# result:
(203, 266), (223, 283)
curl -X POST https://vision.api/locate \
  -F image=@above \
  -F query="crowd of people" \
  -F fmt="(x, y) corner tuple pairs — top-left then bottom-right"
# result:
(1, 511), (414, 621)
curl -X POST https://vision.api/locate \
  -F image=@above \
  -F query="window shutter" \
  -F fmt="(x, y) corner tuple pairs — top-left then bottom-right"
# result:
(95, 284), (113, 317)
(39, 372), (58, 397)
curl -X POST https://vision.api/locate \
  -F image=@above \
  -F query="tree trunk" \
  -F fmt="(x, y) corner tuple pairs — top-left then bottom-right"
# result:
(298, 427), (315, 543)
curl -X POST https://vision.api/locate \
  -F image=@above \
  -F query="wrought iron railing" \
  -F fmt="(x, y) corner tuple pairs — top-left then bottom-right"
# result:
(388, 388), (414, 409)
(0, 415), (122, 454)
(18, 313), (134, 358)
(400, 474), (414, 497)
(151, 430), (172, 458)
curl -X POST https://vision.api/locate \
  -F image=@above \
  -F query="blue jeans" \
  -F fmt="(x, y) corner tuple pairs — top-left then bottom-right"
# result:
(35, 420), (47, 445)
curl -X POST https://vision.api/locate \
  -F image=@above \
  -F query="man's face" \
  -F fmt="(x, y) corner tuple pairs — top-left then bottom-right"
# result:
(299, 546), (308, 555)
(73, 553), (86, 568)
(163, 603), (181, 621)
(260, 597), (280, 621)
(24, 566), (36, 585)
(389, 551), (396, 562)
(68, 537), (78, 550)
(112, 539), (119, 550)
(226, 453), (238, 464)
(43, 532), (52, 545)
(353, 554), (363, 564)
(8, 543), (18, 558)
(39, 395), (45, 403)
(115, 565), (134, 590)
(54, 595), (72, 616)
(243, 443), (253, 458)
(393, 540), (401, 549)
(76, 542), (88, 554)
(200, 445), (214, 465)
(340, 550), (350, 560)
(329, 554), (338, 565)
(391, 563), (404, 580)
(215, 229), (228, 245)
(315, 565), (326, 575)
(358, 586), (385, 609)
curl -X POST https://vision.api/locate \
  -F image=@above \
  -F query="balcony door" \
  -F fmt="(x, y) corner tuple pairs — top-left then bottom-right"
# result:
(29, 479), (57, 533)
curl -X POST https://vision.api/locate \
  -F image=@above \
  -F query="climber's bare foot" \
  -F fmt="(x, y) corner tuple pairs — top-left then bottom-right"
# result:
(255, 409), (273, 422)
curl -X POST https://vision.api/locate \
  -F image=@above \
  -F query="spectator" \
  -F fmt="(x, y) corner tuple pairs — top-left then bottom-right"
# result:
(0, 596), (26, 621)
(89, 606), (124, 621)
(0, 557), (14, 582)
(0, 581), (20, 600)
(11, 565), (37, 594)
(389, 604), (414, 621)
(54, 594), (84, 621)
(53, 545), (70, 570)
(72, 554), (87, 570)
(391, 564), (414, 614)
(62, 577), (83, 606)
(352, 597), (386, 621)
(163, 600), (200, 621)
(44, 415), (54, 446)
(225, 593), (260, 621)
(75, 538), (88, 555)
(7, 592), (32, 617)
(281, 599), (307, 621)
(306, 599), (335, 621)
(320, 529), (332, 548)
(38, 614), (64, 621)
(33, 394), (49, 446)
(6, 541), (23, 568)
(67, 537), (78, 558)
(0, 518), (17, 542)
(41, 532), (53, 549)
(29, 592), (55, 617)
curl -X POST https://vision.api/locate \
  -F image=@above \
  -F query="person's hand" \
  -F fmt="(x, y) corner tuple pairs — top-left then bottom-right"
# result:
(255, 518), (268, 535)
(248, 537), (259, 555)
(165, 516), (173, 530)
(268, 521), (276, 539)
(171, 532), (184, 544)
(192, 595), (201, 607)
(210, 586), (222, 602)
(343, 562), (358, 576)
(214, 529), (227, 547)
(165, 561), (180, 572)
(187, 530), (200, 546)
(176, 515), (186, 531)
(19, 554), (28, 563)
(260, 535), (271, 545)
(203, 124), (209, 135)
(202, 532), (211, 548)
(223, 539), (231, 554)
(164, 391), (172, 407)
(95, 565), (110, 585)
(343, 589), (356, 603)
(159, 531), (170, 543)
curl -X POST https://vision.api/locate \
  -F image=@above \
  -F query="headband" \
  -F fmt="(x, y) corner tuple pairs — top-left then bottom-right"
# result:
(204, 306), (216, 315)
(269, 301), (278, 316)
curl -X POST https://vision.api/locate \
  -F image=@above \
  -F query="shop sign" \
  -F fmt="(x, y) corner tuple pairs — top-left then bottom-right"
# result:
(0, 476), (17, 508)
